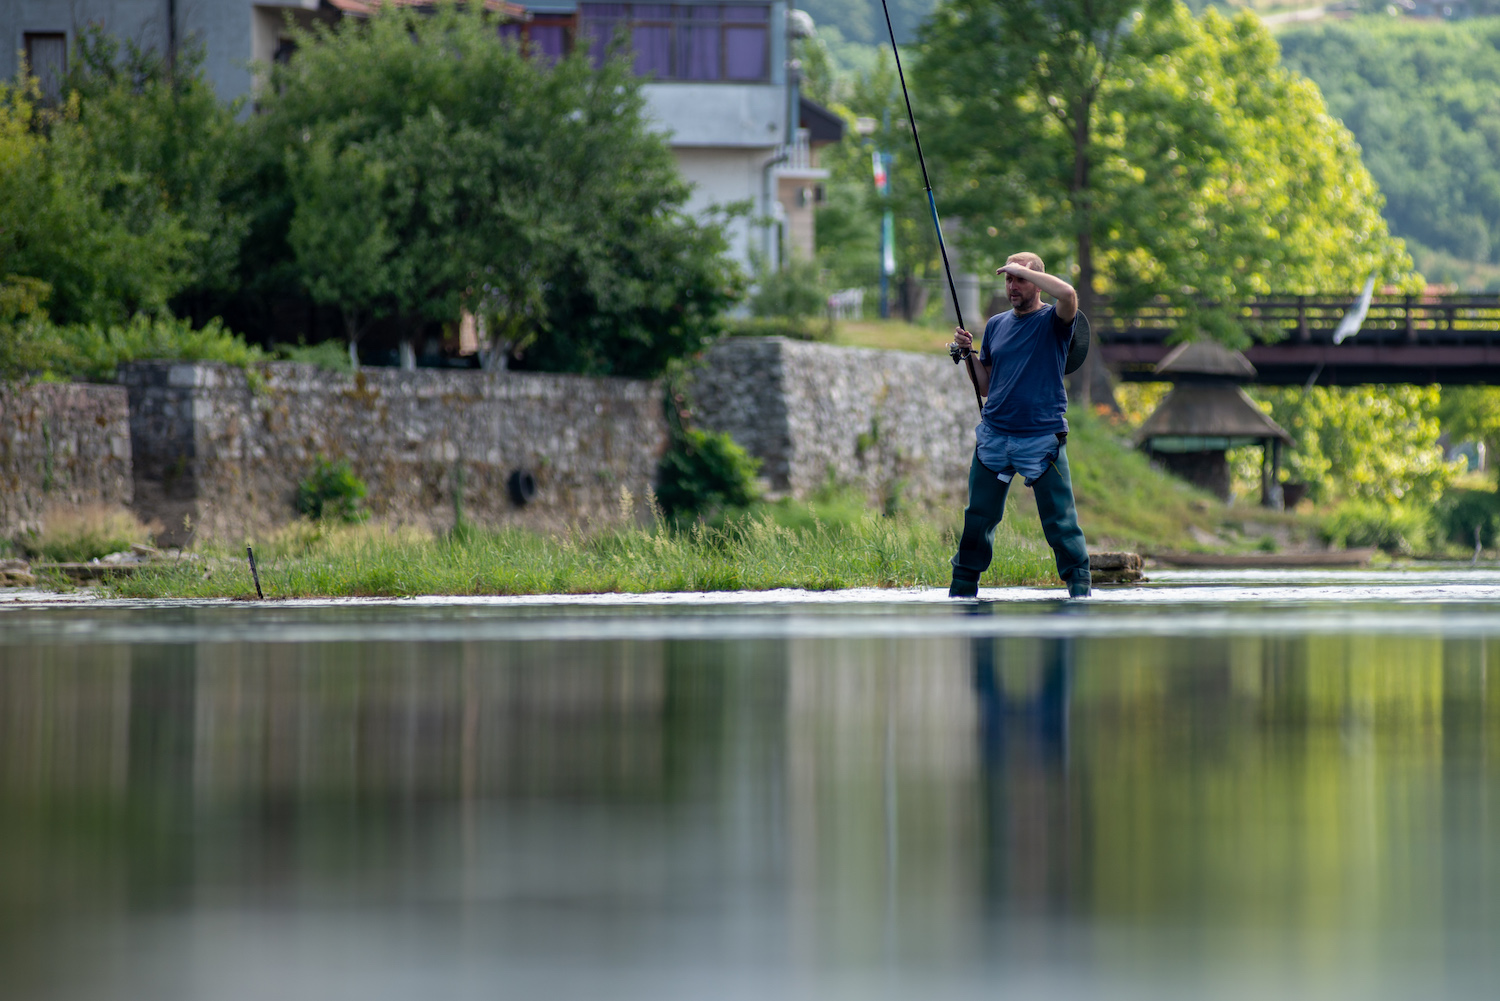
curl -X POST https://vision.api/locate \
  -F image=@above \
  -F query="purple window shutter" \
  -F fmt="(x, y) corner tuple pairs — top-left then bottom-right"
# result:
(724, 26), (767, 81)
(632, 24), (671, 77)
(678, 24), (719, 80)
(531, 25), (566, 62)
(498, 22), (523, 42)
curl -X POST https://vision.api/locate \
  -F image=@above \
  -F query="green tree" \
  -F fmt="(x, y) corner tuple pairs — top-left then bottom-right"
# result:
(1250, 385), (1457, 506)
(803, 50), (951, 316)
(0, 33), (244, 326)
(57, 30), (247, 302)
(915, 2), (1412, 390)
(254, 1), (739, 377)
(1438, 387), (1500, 473)
(285, 139), (399, 368)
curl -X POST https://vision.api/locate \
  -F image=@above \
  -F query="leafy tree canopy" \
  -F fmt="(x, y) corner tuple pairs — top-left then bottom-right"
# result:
(914, 1), (1413, 345)
(253, 1), (740, 376)
(0, 33), (243, 326)
(1249, 385), (1457, 506)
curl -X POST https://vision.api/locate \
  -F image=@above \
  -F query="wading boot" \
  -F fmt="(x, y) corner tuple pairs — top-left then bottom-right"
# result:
(1067, 576), (1091, 599)
(948, 575), (980, 599)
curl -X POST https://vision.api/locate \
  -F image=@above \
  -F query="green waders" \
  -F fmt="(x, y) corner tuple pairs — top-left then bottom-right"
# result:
(949, 445), (1091, 597)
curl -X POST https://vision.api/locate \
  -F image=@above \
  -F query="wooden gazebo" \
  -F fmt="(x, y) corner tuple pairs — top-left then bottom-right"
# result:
(1135, 341), (1294, 506)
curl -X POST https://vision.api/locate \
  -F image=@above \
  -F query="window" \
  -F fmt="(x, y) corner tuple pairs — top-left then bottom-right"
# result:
(23, 33), (67, 103)
(580, 4), (769, 82)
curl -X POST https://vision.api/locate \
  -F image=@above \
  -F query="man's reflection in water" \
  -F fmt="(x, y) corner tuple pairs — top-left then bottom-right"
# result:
(969, 604), (1077, 911)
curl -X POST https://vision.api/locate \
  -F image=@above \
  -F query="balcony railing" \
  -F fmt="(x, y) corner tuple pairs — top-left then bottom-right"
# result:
(777, 128), (815, 170)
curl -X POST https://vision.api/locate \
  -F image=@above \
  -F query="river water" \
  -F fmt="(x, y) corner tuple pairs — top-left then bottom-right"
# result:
(2, 570), (1498, 999)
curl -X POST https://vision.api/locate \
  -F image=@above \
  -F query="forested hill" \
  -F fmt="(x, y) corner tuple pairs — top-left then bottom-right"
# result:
(800, 0), (934, 43)
(1272, 19), (1500, 284)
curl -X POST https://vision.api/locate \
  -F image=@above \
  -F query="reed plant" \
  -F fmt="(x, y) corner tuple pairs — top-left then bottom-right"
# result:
(107, 507), (1059, 599)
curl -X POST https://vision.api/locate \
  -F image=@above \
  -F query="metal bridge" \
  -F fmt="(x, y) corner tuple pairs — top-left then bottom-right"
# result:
(1097, 294), (1500, 385)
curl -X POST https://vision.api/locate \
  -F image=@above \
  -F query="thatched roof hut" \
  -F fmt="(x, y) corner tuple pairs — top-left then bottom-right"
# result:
(1135, 342), (1293, 504)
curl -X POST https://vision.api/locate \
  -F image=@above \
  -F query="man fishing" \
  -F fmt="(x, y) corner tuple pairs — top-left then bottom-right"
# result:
(948, 253), (1091, 599)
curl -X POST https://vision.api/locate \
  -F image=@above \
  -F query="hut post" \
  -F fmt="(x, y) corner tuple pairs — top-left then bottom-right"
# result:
(1261, 439), (1272, 508)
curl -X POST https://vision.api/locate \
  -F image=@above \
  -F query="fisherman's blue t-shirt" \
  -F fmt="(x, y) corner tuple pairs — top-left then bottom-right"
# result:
(977, 303), (1074, 435)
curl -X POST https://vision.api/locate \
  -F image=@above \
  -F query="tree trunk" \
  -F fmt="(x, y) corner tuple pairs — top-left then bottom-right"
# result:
(1065, 91), (1116, 412)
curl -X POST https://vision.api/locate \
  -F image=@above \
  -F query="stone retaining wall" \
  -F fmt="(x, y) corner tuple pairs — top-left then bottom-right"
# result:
(5, 342), (982, 545)
(693, 338), (976, 510)
(0, 383), (132, 538)
(120, 363), (669, 545)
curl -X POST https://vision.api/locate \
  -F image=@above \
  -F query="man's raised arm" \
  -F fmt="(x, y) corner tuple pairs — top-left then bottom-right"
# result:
(998, 263), (1078, 323)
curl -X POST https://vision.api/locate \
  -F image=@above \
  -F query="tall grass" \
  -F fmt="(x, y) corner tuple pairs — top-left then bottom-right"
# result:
(22, 505), (156, 563)
(108, 510), (1059, 599)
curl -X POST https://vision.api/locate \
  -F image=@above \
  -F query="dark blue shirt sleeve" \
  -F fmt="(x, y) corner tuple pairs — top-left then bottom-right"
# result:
(1052, 307), (1074, 340)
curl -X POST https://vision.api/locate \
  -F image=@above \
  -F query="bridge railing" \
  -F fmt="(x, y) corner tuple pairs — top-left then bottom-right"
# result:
(1096, 294), (1500, 345)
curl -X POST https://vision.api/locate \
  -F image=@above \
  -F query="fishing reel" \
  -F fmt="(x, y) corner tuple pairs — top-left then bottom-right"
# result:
(947, 341), (971, 365)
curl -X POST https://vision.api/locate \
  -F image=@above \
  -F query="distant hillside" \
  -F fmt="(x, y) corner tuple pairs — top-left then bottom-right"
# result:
(1279, 18), (1500, 285)
(799, 0), (934, 44)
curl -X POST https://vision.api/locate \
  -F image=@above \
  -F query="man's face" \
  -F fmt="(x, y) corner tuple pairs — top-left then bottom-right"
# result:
(1006, 269), (1040, 310)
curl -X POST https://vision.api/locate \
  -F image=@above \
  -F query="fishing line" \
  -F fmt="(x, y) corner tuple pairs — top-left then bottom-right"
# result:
(876, 0), (984, 411)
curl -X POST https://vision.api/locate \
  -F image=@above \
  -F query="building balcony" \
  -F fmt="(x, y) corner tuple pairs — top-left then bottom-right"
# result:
(775, 129), (829, 179)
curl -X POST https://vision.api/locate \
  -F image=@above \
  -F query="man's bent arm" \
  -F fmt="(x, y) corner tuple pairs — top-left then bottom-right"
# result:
(1002, 265), (1078, 323)
(969, 355), (991, 394)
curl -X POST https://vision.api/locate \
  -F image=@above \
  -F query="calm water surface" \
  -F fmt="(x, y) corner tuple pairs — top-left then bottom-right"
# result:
(3, 577), (1499, 999)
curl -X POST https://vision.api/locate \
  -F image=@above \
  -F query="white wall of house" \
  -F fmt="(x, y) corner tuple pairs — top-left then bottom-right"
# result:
(673, 146), (781, 267)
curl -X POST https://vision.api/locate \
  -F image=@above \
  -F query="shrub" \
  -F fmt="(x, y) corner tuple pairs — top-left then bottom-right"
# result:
(2, 313), (268, 382)
(1321, 500), (1432, 555)
(749, 257), (827, 322)
(20, 505), (154, 562)
(296, 457), (369, 523)
(279, 339), (353, 372)
(1436, 486), (1500, 550)
(656, 429), (761, 519)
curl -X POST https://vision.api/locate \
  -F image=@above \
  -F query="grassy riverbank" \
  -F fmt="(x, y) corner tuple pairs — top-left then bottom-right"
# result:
(78, 409), (1256, 600)
(105, 509), (1060, 600)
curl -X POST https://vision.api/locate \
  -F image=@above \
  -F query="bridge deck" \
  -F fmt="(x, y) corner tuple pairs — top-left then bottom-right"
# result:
(1098, 295), (1500, 384)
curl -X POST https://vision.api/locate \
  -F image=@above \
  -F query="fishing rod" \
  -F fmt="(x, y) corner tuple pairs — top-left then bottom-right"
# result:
(876, 0), (984, 413)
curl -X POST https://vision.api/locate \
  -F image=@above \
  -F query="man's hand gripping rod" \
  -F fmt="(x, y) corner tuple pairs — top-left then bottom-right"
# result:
(878, 0), (984, 414)
(949, 338), (984, 413)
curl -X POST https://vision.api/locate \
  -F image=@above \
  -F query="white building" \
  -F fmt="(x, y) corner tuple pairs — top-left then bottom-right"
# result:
(3, 0), (839, 270)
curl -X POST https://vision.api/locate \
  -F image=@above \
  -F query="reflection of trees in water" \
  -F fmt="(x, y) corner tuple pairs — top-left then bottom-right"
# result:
(0, 628), (1497, 954)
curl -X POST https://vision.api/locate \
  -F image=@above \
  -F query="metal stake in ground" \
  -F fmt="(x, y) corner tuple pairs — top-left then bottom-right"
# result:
(877, 0), (985, 414)
(247, 546), (264, 600)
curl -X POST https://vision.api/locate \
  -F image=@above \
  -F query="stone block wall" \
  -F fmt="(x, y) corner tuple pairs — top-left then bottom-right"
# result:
(120, 363), (669, 544)
(0, 383), (133, 538)
(692, 338), (977, 510)
(5, 343), (982, 546)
